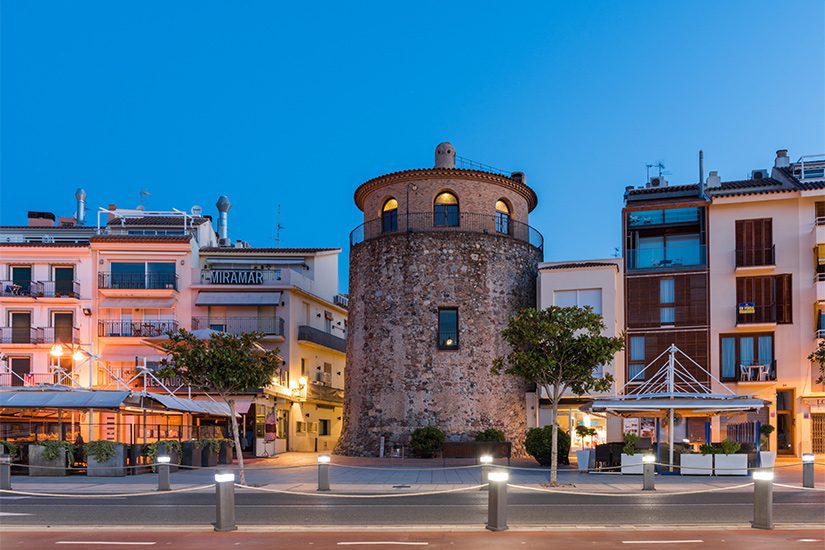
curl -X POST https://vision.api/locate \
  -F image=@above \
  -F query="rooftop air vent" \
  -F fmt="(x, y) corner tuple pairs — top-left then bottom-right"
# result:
(751, 169), (769, 180)
(648, 176), (668, 188)
(191, 205), (203, 217)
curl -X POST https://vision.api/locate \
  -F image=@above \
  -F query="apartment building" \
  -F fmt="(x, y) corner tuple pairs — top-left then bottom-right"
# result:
(532, 259), (625, 447)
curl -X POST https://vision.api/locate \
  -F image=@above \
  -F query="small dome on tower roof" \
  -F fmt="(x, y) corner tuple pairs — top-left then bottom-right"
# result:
(435, 142), (456, 169)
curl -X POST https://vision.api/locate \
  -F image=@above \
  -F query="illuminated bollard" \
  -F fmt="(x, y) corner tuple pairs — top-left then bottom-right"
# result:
(317, 454), (331, 491)
(479, 455), (493, 491)
(752, 470), (774, 530)
(642, 454), (655, 491)
(486, 470), (509, 532)
(157, 455), (171, 491)
(0, 455), (11, 490)
(214, 471), (237, 532)
(802, 454), (815, 489)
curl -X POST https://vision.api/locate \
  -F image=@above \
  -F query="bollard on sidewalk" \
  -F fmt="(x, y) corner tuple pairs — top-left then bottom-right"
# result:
(642, 454), (655, 491)
(486, 470), (508, 532)
(214, 471), (237, 532)
(0, 455), (11, 491)
(752, 469), (774, 530)
(157, 455), (171, 491)
(479, 455), (493, 491)
(802, 453), (815, 489)
(317, 454), (330, 491)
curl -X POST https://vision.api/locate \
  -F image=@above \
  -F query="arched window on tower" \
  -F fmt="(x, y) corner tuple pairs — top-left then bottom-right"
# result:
(382, 198), (398, 233)
(434, 192), (459, 227)
(495, 199), (511, 235)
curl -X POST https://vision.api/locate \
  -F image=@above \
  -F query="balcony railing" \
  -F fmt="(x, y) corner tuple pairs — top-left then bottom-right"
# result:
(0, 372), (67, 387)
(729, 361), (777, 383)
(191, 317), (285, 336)
(199, 269), (281, 285)
(31, 280), (81, 298)
(349, 211), (544, 250)
(297, 325), (346, 353)
(98, 272), (178, 290)
(0, 326), (78, 344)
(334, 294), (349, 308)
(1, 280), (32, 296)
(98, 320), (180, 338)
(735, 246), (775, 268)
(626, 244), (707, 271)
(41, 326), (80, 344)
(736, 304), (777, 325)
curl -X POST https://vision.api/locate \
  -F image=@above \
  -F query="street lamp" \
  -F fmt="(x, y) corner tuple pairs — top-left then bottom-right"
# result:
(405, 182), (417, 231)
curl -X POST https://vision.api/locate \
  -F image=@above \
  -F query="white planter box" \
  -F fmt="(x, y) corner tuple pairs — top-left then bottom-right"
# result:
(621, 453), (643, 474)
(759, 451), (776, 469)
(576, 450), (591, 472)
(680, 453), (713, 475)
(714, 453), (748, 476)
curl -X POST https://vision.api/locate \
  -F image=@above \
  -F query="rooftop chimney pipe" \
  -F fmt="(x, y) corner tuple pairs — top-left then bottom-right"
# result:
(216, 195), (231, 243)
(775, 149), (790, 168)
(706, 170), (721, 187)
(75, 188), (87, 226)
(435, 142), (455, 169)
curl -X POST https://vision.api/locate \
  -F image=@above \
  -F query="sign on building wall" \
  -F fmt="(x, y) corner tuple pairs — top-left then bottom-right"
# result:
(737, 302), (755, 315)
(210, 270), (266, 284)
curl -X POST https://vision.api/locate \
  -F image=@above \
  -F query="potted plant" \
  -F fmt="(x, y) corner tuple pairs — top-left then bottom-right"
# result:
(181, 440), (203, 467)
(758, 424), (776, 468)
(28, 440), (73, 476)
(218, 438), (234, 465)
(575, 426), (593, 472)
(85, 440), (127, 477)
(0, 441), (19, 459)
(681, 443), (715, 475)
(620, 432), (643, 474)
(409, 427), (445, 458)
(201, 439), (221, 467)
(474, 428), (509, 460)
(714, 439), (747, 475)
(145, 440), (181, 472)
(525, 426), (571, 467)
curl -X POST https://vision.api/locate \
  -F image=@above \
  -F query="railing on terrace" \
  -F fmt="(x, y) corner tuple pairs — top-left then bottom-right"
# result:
(334, 294), (349, 308)
(40, 326), (80, 344)
(191, 317), (284, 336)
(626, 244), (707, 271)
(349, 211), (543, 250)
(1, 280), (80, 298)
(98, 320), (180, 338)
(1, 280), (32, 296)
(297, 325), (347, 353)
(723, 361), (777, 383)
(98, 272), (178, 290)
(0, 327), (78, 344)
(735, 246), (775, 268)
(199, 269), (282, 285)
(0, 372), (68, 387)
(736, 304), (777, 325)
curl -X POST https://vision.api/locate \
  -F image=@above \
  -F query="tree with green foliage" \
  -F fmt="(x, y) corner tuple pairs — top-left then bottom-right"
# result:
(808, 343), (825, 385)
(158, 329), (280, 484)
(493, 306), (625, 485)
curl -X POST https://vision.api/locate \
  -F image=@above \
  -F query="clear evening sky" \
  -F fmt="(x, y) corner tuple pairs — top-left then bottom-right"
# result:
(2, 1), (823, 290)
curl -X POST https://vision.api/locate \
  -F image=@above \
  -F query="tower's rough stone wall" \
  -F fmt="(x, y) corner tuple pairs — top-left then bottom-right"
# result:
(336, 231), (541, 456)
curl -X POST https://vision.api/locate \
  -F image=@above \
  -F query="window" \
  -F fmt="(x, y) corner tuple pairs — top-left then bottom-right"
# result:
(736, 274), (792, 324)
(110, 262), (176, 289)
(720, 333), (775, 381)
(660, 278), (675, 325)
(10, 312), (32, 343)
(52, 312), (74, 343)
(554, 289), (602, 315)
(316, 362), (332, 385)
(628, 336), (645, 382)
(635, 234), (702, 269)
(382, 198), (398, 233)
(434, 192), (459, 227)
(735, 219), (773, 267)
(10, 266), (32, 295)
(438, 307), (459, 349)
(495, 199), (511, 235)
(9, 357), (31, 387)
(53, 266), (75, 297)
(627, 207), (700, 227)
(319, 419), (331, 436)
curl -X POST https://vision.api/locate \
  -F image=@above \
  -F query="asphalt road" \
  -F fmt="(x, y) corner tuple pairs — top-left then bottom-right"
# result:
(1, 490), (823, 528)
(2, 529), (825, 550)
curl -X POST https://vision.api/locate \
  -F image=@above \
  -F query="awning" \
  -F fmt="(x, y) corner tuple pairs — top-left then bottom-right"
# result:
(0, 390), (134, 410)
(194, 395), (255, 414)
(818, 244), (825, 264)
(147, 393), (234, 417)
(100, 297), (176, 308)
(587, 397), (769, 416)
(196, 291), (281, 306)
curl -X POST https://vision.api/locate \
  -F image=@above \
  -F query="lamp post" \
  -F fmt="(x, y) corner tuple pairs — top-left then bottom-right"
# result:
(405, 183), (417, 232)
(486, 470), (509, 531)
(642, 453), (655, 490)
(157, 455), (171, 491)
(214, 471), (237, 531)
(479, 455), (493, 490)
(317, 454), (331, 491)
(752, 470), (774, 530)
(802, 453), (815, 488)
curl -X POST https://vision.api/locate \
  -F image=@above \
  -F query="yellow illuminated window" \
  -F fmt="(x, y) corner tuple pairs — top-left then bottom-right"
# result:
(383, 198), (398, 212)
(495, 200), (510, 214)
(435, 192), (458, 205)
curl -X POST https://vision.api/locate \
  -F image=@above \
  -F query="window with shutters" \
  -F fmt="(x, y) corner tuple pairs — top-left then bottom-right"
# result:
(720, 333), (775, 382)
(816, 201), (825, 225)
(735, 218), (774, 267)
(736, 274), (792, 324)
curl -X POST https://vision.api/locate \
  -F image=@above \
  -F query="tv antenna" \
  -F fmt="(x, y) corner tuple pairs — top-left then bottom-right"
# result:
(645, 161), (671, 181)
(137, 189), (151, 210)
(275, 204), (285, 246)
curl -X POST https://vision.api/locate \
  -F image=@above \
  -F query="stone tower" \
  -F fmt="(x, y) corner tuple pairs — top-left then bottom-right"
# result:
(336, 143), (543, 456)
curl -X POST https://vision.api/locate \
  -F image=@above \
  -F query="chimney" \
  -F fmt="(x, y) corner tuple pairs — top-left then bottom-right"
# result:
(107, 203), (117, 223)
(216, 195), (231, 244)
(774, 149), (790, 168)
(706, 170), (721, 187)
(75, 188), (87, 225)
(435, 142), (455, 169)
(511, 171), (526, 184)
(28, 211), (56, 227)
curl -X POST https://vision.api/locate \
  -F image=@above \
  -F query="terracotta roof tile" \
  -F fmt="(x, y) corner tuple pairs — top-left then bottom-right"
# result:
(90, 235), (192, 243)
(540, 261), (619, 271)
(199, 247), (340, 254)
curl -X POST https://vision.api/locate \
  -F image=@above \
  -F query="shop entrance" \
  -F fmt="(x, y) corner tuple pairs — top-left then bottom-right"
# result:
(776, 389), (794, 454)
(812, 413), (825, 454)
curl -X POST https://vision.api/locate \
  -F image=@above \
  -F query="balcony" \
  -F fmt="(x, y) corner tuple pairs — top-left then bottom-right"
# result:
(729, 361), (777, 383)
(627, 244), (707, 272)
(349, 211), (544, 251)
(735, 246), (775, 268)
(0, 326), (79, 344)
(98, 320), (179, 338)
(1, 280), (32, 297)
(98, 272), (178, 291)
(199, 269), (281, 285)
(334, 294), (349, 308)
(736, 304), (776, 325)
(297, 325), (347, 353)
(0, 372), (68, 387)
(191, 317), (285, 337)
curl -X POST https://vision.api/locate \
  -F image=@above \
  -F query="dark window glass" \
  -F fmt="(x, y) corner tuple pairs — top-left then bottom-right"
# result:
(53, 312), (74, 343)
(434, 193), (459, 227)
(438, 308), (458, 349)
(111, 262), (145, 289)
(54, 267), (75, 296)
(10, 357), (31, 387)
(11, 266), (32, 295)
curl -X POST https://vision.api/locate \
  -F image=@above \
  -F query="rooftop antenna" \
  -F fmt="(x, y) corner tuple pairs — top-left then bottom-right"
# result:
(699, 150), (704, 183)
(138, 189), (151, 210)
(275, 204), (285, 246)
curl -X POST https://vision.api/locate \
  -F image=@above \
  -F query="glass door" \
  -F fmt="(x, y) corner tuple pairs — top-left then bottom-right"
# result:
(11, 266), (32, 296)
(776, 389), (794, 455)
(53, 312), (74, 343)
(10, 312), (32, 343)
(54, 266), (75, 297)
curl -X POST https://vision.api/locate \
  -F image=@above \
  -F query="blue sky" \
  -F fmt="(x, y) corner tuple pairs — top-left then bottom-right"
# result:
(2, 1), (823, 290)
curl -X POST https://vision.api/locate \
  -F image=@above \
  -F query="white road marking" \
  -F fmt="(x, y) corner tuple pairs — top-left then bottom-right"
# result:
(798, 540), (823, 543)
(622, 541), (703, 545)
(337, 544), (428, 547)
(0, 512), (31, 516)
(56, 543), (156, 546)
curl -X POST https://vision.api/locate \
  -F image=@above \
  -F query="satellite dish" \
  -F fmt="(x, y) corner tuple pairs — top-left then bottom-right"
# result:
(191, 205), (203, 216)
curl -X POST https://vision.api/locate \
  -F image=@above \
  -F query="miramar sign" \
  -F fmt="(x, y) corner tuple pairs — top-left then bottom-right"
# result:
(209, 270), (266, 285)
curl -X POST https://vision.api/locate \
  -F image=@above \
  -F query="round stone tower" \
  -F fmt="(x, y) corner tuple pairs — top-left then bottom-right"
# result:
(336, 143), (543, 456)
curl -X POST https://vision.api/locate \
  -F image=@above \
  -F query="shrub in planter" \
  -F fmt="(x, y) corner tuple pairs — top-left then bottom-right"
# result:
(145, 440), (181, 472)
(29, 441), (73, 476)
(759, 424), (775, 451)
(200, 439), (222, 467)
(681, 448), (714, 475)
(622, 432), (640, 456)
(715, 439), (747, 476)
(218, 439), (234, 465)
(181, 440), (204, 467)
(409, 427), (445, 458)
(524, 426), (571, 466)
(0, 440), (19, 459)
(85, 441), (127, 477)
(475, 428), (506, 443)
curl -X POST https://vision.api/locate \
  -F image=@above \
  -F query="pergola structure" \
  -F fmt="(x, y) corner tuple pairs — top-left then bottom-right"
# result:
(586, 344), (769, 470)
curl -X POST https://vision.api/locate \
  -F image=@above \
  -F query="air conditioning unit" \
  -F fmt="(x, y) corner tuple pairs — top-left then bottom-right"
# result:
(751, 169), (769, 180)
(648, 176), (668, 188)
(42, 235), (55, 243)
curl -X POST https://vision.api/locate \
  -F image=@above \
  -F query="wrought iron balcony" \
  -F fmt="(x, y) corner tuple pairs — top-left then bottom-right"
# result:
(98, 320), (179, 337)
(0, 326), (79, 344)
(98, 272), (178, 290)
(349, 211), (543, 250)
(297, 325), (346, 353)
(191, 317), (285, 336)
(1, 280), (32, 297)
(735, 304), (777, 325)
(735, 246), (775, 268)
(626, 244), (707, 271)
